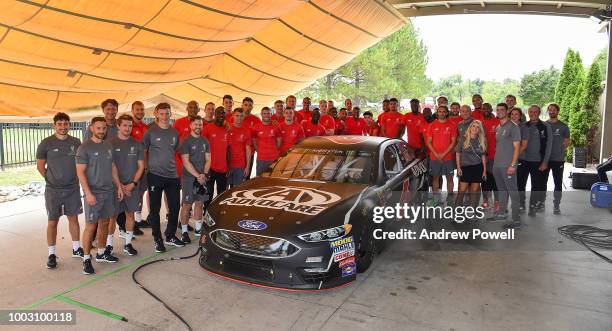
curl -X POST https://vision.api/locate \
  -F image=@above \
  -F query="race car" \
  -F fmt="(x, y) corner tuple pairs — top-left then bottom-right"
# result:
(198, 136), (428, 290)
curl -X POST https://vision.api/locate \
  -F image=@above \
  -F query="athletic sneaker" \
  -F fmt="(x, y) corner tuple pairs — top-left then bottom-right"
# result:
(528, 208), (536, 217)
(154, 240), (166, 253)
(194, 228), (202, 237)
(536, 202), (545, 212)
(181, 232), (191, 244)
(123, 243), (138, 256)
(72, 247), (84, 258)
(46, 254), (57, 269)
(96, 248), (119, 263)
(494, 213), (508, 221)
(187, 224), (194, 232)
(136, 220), (151, 228)
(553, 204), (561, 215)
(519, 205), (526, 214)
(502, 221), (521, 229)
(83, 259), (94, 275)
(133, 227), (144, 236)
(119, 230), (127, 239)
(106, 245), (113, 254)
(493, 201), (500, 214)
(165, 236), (185, 247)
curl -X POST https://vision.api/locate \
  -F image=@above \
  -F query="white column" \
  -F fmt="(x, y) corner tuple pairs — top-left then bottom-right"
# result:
(599, 21), (612, 162)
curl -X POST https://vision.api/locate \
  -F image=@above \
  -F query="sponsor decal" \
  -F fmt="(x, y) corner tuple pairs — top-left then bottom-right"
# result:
(338, 256), (355, 268)
(219, 186), (341, 216)
(238, 220), (268, 231)
(331, 236), (355, 262)
(341, 261), (356, 277)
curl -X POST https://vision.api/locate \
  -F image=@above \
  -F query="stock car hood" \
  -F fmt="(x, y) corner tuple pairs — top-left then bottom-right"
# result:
(207, 177), (370, 238)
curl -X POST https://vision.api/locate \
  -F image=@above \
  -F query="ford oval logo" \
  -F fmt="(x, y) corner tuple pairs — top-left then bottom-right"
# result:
(238, 220), (267, 231)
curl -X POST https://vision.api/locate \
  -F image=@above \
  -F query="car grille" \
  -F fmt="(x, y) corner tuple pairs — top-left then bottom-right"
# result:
(211, 229), (300, 258)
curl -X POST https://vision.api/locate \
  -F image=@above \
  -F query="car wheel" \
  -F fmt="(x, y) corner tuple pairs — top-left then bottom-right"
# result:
(357, 220), (376, 273)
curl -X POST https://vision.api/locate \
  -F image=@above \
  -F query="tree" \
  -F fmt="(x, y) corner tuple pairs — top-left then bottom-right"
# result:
(554, 49), (576, 109)
(569, 62), (604, 162)
(519, 66), (559, 107)
(296, 23), (430, 105)
(559, 51), (584, 123)
(593, 48), (608, 80)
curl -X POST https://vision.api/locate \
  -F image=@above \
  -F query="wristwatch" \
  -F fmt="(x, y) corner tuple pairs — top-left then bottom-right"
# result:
(511, 163), (518, 168)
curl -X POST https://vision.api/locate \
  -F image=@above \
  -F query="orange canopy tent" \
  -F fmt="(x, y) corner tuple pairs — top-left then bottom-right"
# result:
(0, 0), (405, 118)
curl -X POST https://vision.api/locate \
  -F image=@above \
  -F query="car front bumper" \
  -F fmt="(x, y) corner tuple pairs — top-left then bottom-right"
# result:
(198, 230), (356, 290)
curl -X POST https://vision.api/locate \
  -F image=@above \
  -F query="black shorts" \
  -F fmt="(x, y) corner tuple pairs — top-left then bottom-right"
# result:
(459, 163), (484, 184)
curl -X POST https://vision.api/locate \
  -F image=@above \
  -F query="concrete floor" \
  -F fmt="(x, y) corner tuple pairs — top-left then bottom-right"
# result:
(1, 167), (611, 330)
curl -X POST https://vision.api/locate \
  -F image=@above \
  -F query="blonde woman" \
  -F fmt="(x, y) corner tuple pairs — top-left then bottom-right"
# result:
(455, 120), (487, 208)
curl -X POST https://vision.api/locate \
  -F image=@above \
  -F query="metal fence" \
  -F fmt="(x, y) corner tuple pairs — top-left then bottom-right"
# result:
(0, 122), (88, 169)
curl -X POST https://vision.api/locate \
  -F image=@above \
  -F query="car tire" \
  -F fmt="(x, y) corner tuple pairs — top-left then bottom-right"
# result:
(357, 220), (376, 273)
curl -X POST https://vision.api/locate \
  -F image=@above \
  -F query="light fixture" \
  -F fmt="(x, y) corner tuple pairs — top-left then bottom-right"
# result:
(590, 9), (612, 24)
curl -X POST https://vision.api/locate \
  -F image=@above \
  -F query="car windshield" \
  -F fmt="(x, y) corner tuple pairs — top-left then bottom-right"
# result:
(268, 148), (372, 184)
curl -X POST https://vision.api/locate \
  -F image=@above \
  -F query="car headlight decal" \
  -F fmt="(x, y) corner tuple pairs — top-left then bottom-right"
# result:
(298, 224), (352, 242)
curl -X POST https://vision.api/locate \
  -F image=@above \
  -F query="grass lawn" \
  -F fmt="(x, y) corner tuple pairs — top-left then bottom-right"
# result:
(0, 166), (43, 186)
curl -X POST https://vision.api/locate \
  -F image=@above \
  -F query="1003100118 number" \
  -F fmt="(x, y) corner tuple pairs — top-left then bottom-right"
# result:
(0, 310), (76, 325)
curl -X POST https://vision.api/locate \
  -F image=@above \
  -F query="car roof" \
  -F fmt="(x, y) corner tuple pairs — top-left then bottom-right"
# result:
(295, 136), (393, 153)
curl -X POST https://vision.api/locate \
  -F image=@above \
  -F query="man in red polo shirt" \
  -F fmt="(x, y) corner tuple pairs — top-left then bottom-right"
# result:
(404, 99), (425, 150)
(327, 100), (334, 111)
(222, 95), (233, 121)
(229, 108), (252, 188)
(286, 95), (303, 124)
(301, 110), (326, 137)
(279, 107), (305, 154)
(471, 94), (485, 121)
(298, 97), (313, 123)
(344, 107), (367, 135)
(319, 102), (335, 136)
(201, 107), (230, 209)
(448, 102), (462, 127)
(377, 99), (390, 124)
(380, 98), (404, 139)
(481, 102), (500, 212)
(252, 107), (281, 175)
(271, 100), (284, 124)
(173, 101), (200, 178)
(131, 101), (149, 142)
(363, 111), (380, 136)
(329, 107), (344, 135)
(241, 97), (261, 176)
(319, 99), (327, 114)
(345, 99), (353, 114)
(426, 105), (457, 206)
(203, 102), (215, 124)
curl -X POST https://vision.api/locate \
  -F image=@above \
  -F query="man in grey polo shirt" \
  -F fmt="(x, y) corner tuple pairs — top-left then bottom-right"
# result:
(492, 103), (522, 229)
(521, 105), (552, 216)
(108, 114), (144, 256)
(545, 103), (570, 215)
(36, 112), (83, 269)
(84, 99), (118, 141)
(76, 117), (124, 275)
(179, 116), (211, 243)
(144, 103), (184, 252)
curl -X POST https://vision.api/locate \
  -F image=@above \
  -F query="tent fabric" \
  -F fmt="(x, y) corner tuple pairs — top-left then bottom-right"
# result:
(0, 0), (405, 117)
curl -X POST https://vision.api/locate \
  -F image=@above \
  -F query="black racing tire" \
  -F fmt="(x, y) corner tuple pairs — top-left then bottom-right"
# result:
(356, 220), (376, 273)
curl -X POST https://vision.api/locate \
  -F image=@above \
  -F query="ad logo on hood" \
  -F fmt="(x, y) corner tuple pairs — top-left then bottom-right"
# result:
(219, 186), (341, 216)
